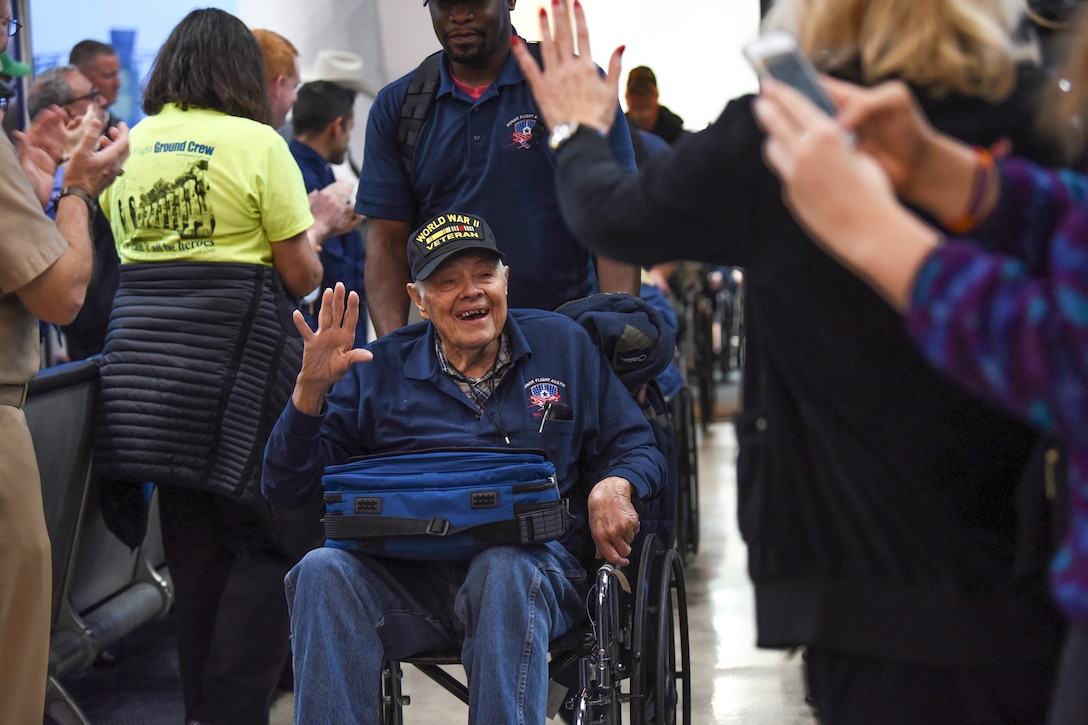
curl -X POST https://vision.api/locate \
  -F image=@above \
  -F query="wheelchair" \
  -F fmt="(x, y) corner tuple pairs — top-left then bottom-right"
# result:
(378, 533), (691, 724)
(376, 294), (694, 723)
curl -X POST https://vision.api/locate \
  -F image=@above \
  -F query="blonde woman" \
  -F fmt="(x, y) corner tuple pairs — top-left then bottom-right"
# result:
(755, 6), (1088, 723)
(515, 0), (1069, 721)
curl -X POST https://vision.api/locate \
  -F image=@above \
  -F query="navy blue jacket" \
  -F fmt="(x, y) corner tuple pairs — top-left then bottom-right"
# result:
(262, 309), (665, 558)
(289, 139), (367, 340)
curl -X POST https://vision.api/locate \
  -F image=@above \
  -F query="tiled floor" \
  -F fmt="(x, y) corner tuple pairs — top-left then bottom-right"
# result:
(56, 380), (818, 724)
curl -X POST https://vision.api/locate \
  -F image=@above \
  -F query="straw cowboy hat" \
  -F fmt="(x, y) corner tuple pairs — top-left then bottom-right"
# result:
(304, 50), (374, 96)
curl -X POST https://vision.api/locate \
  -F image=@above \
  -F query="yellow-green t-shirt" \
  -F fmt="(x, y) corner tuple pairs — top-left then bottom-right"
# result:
(101, 104), (314, 265)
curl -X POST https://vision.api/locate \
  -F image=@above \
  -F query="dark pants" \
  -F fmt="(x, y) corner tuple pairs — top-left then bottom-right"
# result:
(805, 646), (1056, 725)
(158, 485), (295, 725)
(1047, 623), (1088, 725)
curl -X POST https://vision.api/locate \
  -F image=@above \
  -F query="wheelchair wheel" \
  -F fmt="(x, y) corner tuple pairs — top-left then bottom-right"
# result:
(630, 536), (691, 725)
(690, 292), (716, 431)
(674, 387), (699, 560)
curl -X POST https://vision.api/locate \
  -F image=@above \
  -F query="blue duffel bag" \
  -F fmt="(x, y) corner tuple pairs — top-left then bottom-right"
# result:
(322, 448), (571, 560)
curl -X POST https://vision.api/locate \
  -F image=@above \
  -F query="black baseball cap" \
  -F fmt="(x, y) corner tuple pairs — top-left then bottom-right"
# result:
(627, 66), (657, 91)
(408, 212), (505, 281)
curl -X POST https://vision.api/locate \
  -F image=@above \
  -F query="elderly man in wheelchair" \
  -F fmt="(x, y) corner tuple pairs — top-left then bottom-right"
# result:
(262, 211), (667, 723)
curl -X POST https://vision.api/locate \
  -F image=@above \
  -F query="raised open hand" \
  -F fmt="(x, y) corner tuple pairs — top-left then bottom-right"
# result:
(292, 282), (374, 414)
(511, 0), (619, 135)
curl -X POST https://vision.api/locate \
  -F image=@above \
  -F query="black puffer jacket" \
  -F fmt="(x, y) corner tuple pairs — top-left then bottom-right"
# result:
(95, 261), (301, 505)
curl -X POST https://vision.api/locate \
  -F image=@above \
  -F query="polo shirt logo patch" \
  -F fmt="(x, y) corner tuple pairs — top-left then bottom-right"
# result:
(506, 113), (539, 150)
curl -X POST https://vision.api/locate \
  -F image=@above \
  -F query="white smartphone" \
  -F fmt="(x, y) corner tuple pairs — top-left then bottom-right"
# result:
(743, 30), (837, 116)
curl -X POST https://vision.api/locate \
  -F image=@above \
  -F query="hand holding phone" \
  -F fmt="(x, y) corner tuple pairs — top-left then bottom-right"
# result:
(744, 31), (837, 116)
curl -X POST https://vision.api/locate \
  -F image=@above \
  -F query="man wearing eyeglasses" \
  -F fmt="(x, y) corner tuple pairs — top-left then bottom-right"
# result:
(29, 65), (107, 125)
(29, 66), (109, 215)
(0, 1), (129, 722)
(28, 65), (119, 362)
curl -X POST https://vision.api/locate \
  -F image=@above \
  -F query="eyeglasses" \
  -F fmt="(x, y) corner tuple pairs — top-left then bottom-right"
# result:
(1, 17), (20, 37)
(65, 88), (100, 106)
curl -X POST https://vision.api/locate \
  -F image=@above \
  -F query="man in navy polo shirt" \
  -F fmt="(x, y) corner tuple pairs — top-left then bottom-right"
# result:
(357, 0), (639, 337)
(290, 81), (368, 342)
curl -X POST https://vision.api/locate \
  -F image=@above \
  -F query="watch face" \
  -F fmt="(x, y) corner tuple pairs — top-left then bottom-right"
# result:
(549, 122), (578, 151)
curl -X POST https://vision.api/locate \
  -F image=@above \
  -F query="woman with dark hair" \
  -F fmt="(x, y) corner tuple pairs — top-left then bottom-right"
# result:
(95, 9), (322, 724)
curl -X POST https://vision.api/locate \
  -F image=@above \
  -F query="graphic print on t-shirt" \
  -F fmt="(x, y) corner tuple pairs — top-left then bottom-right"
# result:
(104, 107), (315, 267)
(133, 158), (216, 241)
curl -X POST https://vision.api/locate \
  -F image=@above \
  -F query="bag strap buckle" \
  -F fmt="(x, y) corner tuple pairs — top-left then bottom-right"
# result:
(426, 517), (450, 536)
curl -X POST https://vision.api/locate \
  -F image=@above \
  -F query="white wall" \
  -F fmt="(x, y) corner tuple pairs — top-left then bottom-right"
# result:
(511, 1), (762, 129)
(236, 0), (762, 158)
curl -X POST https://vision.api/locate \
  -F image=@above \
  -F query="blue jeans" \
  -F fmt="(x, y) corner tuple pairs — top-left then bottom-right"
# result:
(285, 541), (588, 724)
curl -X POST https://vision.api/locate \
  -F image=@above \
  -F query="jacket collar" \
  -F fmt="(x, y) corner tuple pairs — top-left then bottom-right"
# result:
(404, 311), (532, 383)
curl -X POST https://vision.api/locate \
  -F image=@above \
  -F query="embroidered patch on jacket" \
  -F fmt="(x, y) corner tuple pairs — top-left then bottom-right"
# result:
(525, 377), (566, 416)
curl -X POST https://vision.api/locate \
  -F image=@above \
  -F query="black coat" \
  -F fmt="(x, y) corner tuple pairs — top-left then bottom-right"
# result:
(557, 67), (1066, 666)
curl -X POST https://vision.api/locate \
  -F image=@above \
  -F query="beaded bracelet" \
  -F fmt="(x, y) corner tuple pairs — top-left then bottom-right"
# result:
(942, 146), (995, 234)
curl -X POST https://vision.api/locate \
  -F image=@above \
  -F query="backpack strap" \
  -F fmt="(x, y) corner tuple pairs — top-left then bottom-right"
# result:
(397, 50), (443, 176)
(397, 42), (544, 177)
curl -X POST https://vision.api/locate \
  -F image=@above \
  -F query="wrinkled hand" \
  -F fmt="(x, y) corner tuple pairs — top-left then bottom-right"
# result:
(511, 0), (618, 135)
(823, 77), (941, 200)
(16, 106), (68, 165)
(61, 105), (108, 159)
(754, 79), (940, 310)
(14, 107), (69, 206)
(588, 476), (640, 566)
(292, 282), (373, 415)
(61, 120), (131, 198)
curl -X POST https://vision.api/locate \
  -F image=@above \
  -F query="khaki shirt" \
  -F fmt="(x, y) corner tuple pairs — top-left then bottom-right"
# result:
(0, 134), (69, 385)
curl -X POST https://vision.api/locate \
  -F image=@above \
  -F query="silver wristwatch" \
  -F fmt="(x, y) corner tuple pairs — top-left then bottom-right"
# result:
(548, 121), (581, 152)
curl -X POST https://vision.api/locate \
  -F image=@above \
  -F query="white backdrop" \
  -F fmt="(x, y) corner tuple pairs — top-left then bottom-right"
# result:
(511, 1), (762, 130)
(237, 0), (762, 159)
